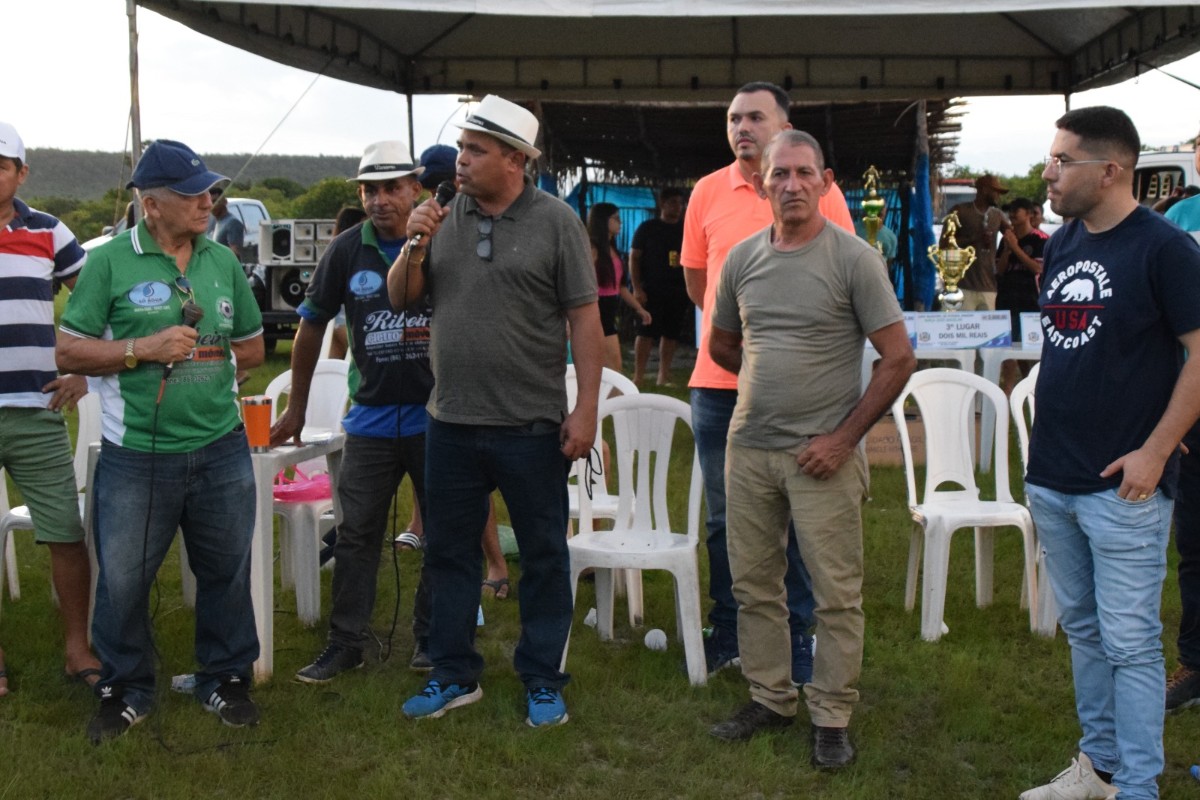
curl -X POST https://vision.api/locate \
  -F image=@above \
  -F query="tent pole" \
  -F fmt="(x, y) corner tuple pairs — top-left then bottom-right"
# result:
(407, 92), (416, 161)
(127, 0), (142, 163)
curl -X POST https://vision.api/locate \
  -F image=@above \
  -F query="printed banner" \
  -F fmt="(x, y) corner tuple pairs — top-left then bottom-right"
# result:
(914, 311), (1012, 349)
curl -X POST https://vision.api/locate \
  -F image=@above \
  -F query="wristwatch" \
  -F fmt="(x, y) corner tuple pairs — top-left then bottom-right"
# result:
(124, 338), (138, 370)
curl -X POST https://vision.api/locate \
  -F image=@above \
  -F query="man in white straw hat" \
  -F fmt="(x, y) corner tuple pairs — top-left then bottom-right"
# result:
(389, 95), (604, 728)
(272, 140), (441, 684)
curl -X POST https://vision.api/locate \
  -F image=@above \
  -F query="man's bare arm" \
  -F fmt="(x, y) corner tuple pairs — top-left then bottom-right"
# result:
(708, 325), (743, 375)
(231, 335), (265, 371)
(684, 266), (707, 308)
(562, 302), (605, 460)
(1101, 327), (1200, 499)
(796, 321), (915, 479)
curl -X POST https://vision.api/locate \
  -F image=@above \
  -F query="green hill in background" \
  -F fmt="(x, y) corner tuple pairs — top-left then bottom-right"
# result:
(22, 149), (360, 200)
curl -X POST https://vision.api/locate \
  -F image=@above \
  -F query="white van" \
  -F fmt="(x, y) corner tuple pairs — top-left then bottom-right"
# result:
(1134, 147), (1199, 207)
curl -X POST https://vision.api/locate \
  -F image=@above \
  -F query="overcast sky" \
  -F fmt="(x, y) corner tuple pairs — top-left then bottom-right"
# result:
(10, 1), (1200, 178)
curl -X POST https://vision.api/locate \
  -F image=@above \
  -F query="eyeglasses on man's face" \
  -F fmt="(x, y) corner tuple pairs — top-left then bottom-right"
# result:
(1043, 154), (1113, 176)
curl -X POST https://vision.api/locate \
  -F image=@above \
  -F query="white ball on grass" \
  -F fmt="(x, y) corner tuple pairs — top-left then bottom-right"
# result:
(643, 628), (668, 651)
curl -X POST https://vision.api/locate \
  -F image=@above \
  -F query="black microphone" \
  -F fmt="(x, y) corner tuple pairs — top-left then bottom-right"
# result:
(409, 180), (457, 249)
(163, 299), (204, 380)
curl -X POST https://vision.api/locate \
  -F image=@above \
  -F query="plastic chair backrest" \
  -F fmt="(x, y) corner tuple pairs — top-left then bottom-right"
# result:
(264, 359), (351, 432)
(892, 367), (1015, 508)
(580, 394), (701, 544)
(72, 392), (102, 491)
(1009, 363), (1040, 472)
(565, 365), (640, 413)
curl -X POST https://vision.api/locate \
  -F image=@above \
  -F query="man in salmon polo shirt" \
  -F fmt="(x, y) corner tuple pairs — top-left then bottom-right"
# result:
(682, 81), (857, 682)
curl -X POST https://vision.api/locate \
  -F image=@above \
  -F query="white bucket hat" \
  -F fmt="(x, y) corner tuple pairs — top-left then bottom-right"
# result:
(351, 140), (425, 182)
(456, 95), (542, 159)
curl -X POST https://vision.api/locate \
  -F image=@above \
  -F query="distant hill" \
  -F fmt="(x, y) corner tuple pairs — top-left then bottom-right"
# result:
(22, 149), (360, 200)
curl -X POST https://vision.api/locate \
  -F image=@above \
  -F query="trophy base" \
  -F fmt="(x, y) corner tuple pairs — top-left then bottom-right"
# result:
(939, 289), (964, 312)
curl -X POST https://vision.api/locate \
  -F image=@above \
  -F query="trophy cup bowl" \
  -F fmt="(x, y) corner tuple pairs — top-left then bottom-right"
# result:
(928, 243), (977, 312)
(928, 211), (977, 312)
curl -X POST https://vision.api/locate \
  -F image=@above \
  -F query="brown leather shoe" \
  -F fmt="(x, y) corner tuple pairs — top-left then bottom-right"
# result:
(811, 724), (855, 769)
(709, 701), (793, 741)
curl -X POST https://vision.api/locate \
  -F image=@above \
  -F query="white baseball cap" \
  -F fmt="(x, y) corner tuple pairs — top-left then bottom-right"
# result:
(0, 121), (26, 162)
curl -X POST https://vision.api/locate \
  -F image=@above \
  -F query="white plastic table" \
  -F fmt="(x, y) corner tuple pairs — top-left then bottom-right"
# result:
(977, 345), (1042, 472)
(249, 435), (344, 681)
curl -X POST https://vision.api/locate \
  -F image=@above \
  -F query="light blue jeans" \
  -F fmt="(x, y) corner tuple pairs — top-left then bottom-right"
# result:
(1026, 483), (1171, 800)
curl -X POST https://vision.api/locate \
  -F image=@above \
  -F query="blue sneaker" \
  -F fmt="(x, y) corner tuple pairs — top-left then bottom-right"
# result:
(402, 679), (482, 719)
(525, 687), (569, 727)
(791, 632), (814, 687)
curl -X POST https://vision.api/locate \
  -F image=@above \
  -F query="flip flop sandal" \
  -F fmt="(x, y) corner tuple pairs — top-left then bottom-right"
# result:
(482, 577), (510, 600)
(67, 667), (102, 687)
(394, 531), (423, 550)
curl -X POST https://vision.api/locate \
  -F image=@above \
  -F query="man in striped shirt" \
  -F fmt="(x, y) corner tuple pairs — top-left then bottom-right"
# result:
(0, 120), (99, 696)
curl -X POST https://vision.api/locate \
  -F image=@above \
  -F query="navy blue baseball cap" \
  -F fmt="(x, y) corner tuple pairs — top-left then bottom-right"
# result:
(126, 139), (229, 195)
(418, 144), (457, 190)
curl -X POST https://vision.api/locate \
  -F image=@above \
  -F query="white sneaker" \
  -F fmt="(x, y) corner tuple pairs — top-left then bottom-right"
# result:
(1019, 752), (1118, 800)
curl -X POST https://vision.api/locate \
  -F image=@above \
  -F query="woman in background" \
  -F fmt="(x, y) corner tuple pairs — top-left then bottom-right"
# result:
(587, 202), (650, 373)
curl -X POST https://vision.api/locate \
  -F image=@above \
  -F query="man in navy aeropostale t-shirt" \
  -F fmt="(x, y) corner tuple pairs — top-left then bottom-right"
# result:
(1020, 107), (1200, 800)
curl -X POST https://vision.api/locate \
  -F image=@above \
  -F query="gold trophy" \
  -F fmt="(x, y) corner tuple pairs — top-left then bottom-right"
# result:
(860, 165), (885, 253)
(927, 211), (976, 312)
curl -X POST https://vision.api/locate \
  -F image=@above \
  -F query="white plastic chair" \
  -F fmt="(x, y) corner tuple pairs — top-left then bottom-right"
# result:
(1010, 364), (1057, 637)
(565, 365), (643, 622)
(892, 368), (1039, 641)
(563, 394), (707, 686)
(179, 360), (349, 625)
(1, 391), (101, 609)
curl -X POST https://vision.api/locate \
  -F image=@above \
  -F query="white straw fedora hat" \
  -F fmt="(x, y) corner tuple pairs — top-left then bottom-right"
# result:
(350, 140), (425, 182)
(456, 95), (542, 160)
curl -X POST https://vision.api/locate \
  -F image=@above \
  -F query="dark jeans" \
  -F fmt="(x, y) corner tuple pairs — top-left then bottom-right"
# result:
(92, 430), (259, 713)
(328, 433), (432, 650)
(1176, 431), (1200, 669)
(691, 388), (816, 640)
(424, 418), (572, 690)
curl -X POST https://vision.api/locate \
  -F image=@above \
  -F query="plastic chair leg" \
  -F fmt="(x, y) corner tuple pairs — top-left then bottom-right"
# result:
(974, 526), (995, 608)
(672, 562), (707, 687)
(594, 568), (616, 642)
(0, 529), (6, 621)
(1035, 543), (1058, 637)
(290, 512), (323, 627)
(624, 569), (644, 629)
(5, 534), (20, 600)
(920, 525), (953, 641)
(179, 535), (197, 609)
(1021, 526), (1039, 633)
(904, 524), (922, 612)
(559, 566), (583, 674)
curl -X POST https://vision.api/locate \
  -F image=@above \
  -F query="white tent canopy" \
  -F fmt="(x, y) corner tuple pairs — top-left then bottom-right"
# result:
(141, 0), (1199, 101)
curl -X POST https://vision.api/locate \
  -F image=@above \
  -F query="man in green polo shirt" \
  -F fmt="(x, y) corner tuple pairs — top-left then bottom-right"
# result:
(57, 139), (265, 744)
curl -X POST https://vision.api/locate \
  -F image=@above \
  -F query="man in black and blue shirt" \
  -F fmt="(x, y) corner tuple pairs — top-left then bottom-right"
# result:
(271, 140), (435, 683)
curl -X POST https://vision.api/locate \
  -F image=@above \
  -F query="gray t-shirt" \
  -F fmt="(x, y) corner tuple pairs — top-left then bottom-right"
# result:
(425, 178), (597, 426)
(712, 221), (903, 450)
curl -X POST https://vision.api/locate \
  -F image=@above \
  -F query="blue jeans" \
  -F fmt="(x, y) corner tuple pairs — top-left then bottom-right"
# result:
(91, 430), (259, 713)
(424, 418), (573, 690)
(1026, 484), (1171, 800)
(690, 388), (815, 639)
(1174, 433), (1200, 669)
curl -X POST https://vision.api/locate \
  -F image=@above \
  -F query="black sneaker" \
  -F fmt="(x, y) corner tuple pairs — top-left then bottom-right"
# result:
(1166, 664), (1200, 713)
(410, 643), (433, 672)
(709, 701), (793, 741)
(295, 644), (364, 684)
(203, 676), (260, 728)
(87, 692), (146, 745)
(811, 724), (855, 769)
(703, 629), (741, 675)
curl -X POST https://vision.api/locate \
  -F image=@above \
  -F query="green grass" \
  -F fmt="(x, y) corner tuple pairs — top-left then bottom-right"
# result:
(3, 350), (1199, 799)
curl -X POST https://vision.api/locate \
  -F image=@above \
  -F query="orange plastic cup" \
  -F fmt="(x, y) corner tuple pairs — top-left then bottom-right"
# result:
(241, 395), (273, 452)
